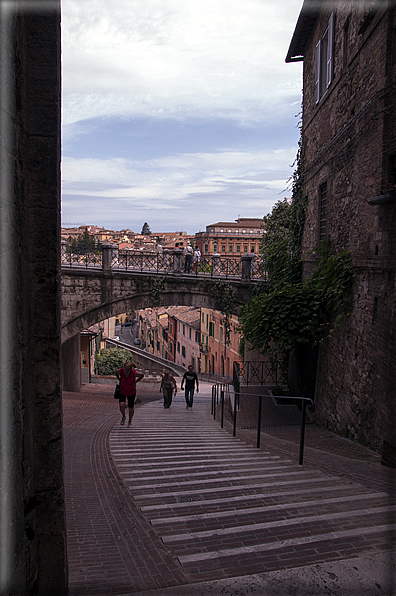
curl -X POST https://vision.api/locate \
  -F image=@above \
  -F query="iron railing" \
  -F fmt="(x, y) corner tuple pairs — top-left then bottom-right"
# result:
(212, 385), (314, 465)
(61, 245), (102, 269)
(61, 243), (268, 282)
(233, 359), (288, 392)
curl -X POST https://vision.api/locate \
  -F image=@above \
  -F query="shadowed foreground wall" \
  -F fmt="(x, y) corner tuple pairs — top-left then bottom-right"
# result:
(0, 3), (67, 594)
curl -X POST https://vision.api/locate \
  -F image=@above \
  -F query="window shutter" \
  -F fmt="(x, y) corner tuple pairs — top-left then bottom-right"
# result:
(315, 40), (321, 104)
(327, 12), (334, 88)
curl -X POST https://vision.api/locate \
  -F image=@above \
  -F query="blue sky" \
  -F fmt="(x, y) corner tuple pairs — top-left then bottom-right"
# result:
(61, 0), (303, 234)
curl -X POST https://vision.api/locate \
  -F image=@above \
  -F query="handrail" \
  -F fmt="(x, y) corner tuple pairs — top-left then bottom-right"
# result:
(61, 241), (266, 282)
(212, 386), (314, 465)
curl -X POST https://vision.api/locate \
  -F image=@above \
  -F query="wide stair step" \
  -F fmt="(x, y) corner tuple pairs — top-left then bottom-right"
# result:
(109, 396), (395, 582)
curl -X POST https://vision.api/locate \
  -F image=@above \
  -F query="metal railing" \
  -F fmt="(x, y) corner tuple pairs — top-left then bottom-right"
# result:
(61, 247), (103, 269)
(61, 241), (267, 282)
(233, 359), (288, 391)
(212, 385), (314, 465)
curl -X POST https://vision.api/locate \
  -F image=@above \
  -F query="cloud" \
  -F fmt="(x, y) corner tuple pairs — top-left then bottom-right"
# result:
(61, 146), (295, 232)
(61, 0), (303, 125)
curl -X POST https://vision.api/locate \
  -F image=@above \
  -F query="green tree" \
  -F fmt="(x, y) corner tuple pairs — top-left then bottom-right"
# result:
(141, 222), (151, 235)
(95, 347), (133, 375)
(71, 227), (98, 254)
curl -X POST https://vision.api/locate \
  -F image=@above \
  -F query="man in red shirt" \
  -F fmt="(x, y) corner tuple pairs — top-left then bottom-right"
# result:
(115, 362), (144, 427)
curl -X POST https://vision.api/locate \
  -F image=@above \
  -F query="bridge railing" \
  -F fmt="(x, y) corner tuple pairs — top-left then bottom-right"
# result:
(61, 242), (102, 268)
(61, 240), (267, 281)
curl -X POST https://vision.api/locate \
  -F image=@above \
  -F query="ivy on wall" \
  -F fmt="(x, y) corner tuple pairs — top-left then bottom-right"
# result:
(240, 130), (354, 357)
(149, 276), (165, 307)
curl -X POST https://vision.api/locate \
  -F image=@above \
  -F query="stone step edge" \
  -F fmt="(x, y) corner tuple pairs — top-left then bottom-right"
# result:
(120, 464), (297, 483)
(177, 524), (396, 564)
(140, 483), (370, 512)
(162, 504), (396, 543)
(126, 469), (323, 491)
(150, 492), (391, 525)
(133, 475), (343, 501)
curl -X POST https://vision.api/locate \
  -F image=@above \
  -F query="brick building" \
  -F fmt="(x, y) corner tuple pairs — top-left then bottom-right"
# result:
(194, 217), (264, 257)
(287, 0), (395, 453)
(200, 308), (241, 380)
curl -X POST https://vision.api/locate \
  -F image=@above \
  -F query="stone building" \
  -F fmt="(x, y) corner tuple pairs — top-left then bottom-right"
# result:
(194, 217), (264, 258)
(287, 0), (395, 455)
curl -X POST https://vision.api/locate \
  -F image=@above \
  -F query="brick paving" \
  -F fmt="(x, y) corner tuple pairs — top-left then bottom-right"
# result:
(63, 381), (396, 595)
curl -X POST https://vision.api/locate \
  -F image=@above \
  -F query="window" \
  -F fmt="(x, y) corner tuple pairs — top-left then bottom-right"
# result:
(183, 324), (185, 336)
(251, 245), (255, 252)
(182, 346), (186, 358)
(204, 243), (209, 254)
(220, 326), (224, 343)
(319, 182), (328, 243)
(221, 244), (226, 253)
(236, 245), (241, 253)
(228, 245), (233, 252)
(169, 342), (172, 353)
(213, 243), (218, 253)
(195, 331), (200, 343)
(209, 322), (215, 337)
(315, 13), (334, 104)
(243, 245), (248, 253)
(177, 341), (180, 353)
(189, 327), (192, 339)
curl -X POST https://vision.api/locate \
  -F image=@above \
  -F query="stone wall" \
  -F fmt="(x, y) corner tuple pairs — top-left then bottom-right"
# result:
(0, 4), (67, 595)
(300, 1), (395, 451)
(61, 269), (254, 343)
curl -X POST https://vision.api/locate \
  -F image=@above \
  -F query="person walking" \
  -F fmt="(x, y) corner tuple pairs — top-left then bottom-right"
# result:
(160, 370), (177, 408)
(115, 362), (144, 427)
(193, 246), (201, 273)
(181, 365), (199, 409)
(183, 243), (193, 273)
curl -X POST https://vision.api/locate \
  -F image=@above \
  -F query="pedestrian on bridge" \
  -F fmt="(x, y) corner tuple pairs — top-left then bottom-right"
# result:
(193, 246), (201, 273)
(181, 365), (199, 409)
(183, 243), (193, 273)
(116, 362), (144, 427)
(160, 370), (177, 408)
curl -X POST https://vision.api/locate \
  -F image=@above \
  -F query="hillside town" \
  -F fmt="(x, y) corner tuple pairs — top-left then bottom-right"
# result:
(70, 217), (263, 382)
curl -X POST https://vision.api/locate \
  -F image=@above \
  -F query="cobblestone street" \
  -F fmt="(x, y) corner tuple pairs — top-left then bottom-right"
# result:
(63, 382), (396, 595)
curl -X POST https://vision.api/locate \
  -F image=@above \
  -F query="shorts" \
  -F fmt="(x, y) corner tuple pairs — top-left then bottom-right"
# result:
(119, 394), (136, 408)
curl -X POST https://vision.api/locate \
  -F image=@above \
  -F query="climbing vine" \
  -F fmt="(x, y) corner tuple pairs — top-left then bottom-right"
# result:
(149, 276), (165, 307)
(240, 126), (354, 357)
(240, 241), (354, 355)
(260, 133), (307, 288)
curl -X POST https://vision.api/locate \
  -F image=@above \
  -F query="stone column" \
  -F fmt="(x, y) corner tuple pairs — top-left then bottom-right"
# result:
(101, 242), (114, 271)
(173, 248), (183, 274)
(241, 254), (253, 280)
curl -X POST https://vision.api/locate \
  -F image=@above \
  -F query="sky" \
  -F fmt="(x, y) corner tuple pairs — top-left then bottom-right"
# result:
(61, 0), (304, 235)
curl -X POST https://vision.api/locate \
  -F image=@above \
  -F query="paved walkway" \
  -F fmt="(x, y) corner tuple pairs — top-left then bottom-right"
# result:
(63, 382), (396, 595)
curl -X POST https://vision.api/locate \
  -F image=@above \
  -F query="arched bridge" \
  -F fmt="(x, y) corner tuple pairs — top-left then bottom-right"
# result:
(61, 242), (264, 343)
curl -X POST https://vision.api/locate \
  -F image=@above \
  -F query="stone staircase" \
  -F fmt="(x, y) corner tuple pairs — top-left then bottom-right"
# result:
(109, 391), (395, 584)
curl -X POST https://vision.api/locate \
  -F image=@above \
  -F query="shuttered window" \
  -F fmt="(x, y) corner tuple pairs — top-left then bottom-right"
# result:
(315, 12), (334, 104)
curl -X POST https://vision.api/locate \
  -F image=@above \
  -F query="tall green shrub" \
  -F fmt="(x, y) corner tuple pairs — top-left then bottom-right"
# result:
(95, 348), (134, 375)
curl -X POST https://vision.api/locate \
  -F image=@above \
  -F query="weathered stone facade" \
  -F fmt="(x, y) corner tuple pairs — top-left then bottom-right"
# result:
(61, 269), (256, 344)
(287, 0), (395, 451)
(0, 3), (67, 594)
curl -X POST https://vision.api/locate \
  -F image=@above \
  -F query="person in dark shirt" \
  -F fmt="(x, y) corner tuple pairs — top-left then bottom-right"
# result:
(181, 365), (199, 409)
